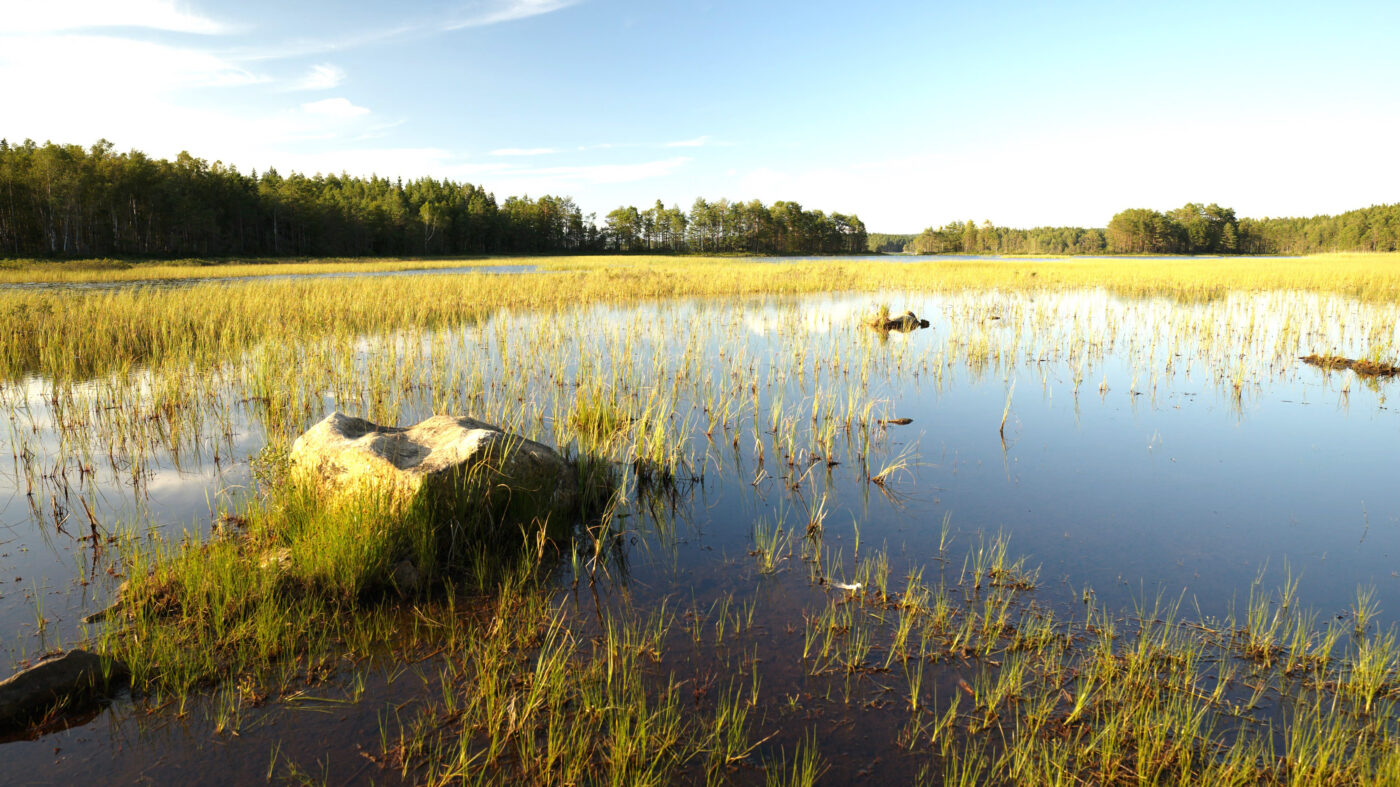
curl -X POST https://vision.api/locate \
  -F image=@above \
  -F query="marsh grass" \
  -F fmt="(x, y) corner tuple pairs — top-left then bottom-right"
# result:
(99, 445), (609, 702)
(8, 254), (1400, 781)
(6, 252), (1400, 384)
(784, 532), (1400, 785)
(0, 255), (517, 284)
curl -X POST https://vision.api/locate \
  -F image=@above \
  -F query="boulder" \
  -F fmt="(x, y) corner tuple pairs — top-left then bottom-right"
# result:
(0, 650), (125, 731)
(290, 412), (578, 517)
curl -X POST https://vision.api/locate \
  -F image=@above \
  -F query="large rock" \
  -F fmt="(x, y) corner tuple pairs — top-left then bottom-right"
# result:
(290, 412), (578, 517)
(0, 650), (124, 731)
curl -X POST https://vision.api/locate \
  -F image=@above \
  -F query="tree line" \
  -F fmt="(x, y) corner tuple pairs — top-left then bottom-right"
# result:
(867, 233), (916, 253)
(7, 139), (1394, 260)
(0, 139), (866, 258)
(603, 198), (867, 255)
(902, 202), (1400, 256)
(906, 221), (1108, 255)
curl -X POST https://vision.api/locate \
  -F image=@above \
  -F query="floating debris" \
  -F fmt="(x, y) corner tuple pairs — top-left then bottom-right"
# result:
(1300, 354), (1400, 377)
(863, 307), (929, 333)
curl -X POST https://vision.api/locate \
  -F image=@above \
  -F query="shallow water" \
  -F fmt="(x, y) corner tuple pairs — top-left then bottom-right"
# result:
(1, 285), (1398, 780)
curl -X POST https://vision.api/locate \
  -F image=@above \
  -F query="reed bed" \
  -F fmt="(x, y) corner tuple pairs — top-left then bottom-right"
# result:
(4, 252), (1400, 382)
(0, 256), (521, 284)
(1, 256), (1397, 781)
(368, 524), (1400, 784)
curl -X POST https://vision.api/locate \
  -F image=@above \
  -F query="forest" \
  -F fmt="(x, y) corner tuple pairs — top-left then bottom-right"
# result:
(6, 139), (1396, 260)
(903, 202), (1400, 255)
(0, 139), (866, 258)
(602, 198), (868, 255)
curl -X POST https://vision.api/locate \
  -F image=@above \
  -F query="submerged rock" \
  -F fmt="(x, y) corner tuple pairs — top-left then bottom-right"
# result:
(290, 411), (578, 516)
(0, 650), (126, 731)
(1300, 353), (1400, 377)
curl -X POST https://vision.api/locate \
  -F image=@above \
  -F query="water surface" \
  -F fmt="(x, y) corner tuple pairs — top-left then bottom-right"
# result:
(1, 285), (1397, 780)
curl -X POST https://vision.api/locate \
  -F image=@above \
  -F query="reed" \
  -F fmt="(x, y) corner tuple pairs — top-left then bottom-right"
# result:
(7, 253), (1400, 780)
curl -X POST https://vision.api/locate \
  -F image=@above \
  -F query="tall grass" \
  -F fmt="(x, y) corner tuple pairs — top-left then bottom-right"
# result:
(7, 253), (1400, 780)
(6, 252), (1400, 382)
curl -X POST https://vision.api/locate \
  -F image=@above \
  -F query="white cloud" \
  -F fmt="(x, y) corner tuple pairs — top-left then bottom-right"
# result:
(0, 33), (263, 100)
(301, 97), (371, 119)
(3, 0), (233, 34)
(290, 64), (346, 91)
(0, 33), (386, 173)
(233, 24), (418, 62)
(443, 0), (580, 30)
(665, 135), (710, 148)
(491, 147), (559, 156)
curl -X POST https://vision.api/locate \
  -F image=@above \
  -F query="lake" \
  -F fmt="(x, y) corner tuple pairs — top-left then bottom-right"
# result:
(1, 279), (1397, 781)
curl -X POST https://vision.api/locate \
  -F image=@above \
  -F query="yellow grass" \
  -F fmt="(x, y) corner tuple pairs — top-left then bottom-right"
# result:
(0, 256), (523, 283)
(3, 252), (1400, 383)
(1, 251), (1399, 296)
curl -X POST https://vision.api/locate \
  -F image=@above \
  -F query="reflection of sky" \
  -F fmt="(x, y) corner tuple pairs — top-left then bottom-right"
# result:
(742, 301), (847, 336)
(2, 288), (1399, 671)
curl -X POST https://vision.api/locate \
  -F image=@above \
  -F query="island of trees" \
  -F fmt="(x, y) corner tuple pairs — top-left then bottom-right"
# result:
(0, 139), (866, 258)
(902, 202), (1400, 256)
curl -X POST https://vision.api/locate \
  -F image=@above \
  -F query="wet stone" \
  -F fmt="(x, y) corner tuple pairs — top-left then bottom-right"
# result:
(0, 650), (125, 732)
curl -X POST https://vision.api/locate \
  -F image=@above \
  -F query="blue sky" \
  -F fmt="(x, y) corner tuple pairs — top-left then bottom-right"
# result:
(2, 0), (1398, 231)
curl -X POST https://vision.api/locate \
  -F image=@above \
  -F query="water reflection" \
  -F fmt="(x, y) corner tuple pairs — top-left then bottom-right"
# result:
(1, 288), (1397, 680)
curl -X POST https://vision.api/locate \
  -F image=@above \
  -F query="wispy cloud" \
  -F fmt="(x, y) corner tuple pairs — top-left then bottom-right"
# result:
(443, 0), (581, 30)
(289, 64), (346, 91)
(665, 135), (710, 148)
(491, 147), (560, 156)
(5, 0), (235, 34)
(301, 97), (371, 119)
(232, 1), (578, 63)
(0, 34), (263, 91)
(232, 25), (420, 62)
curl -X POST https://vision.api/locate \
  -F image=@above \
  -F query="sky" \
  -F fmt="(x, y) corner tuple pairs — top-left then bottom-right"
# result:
(2, 0), (1398, 232)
